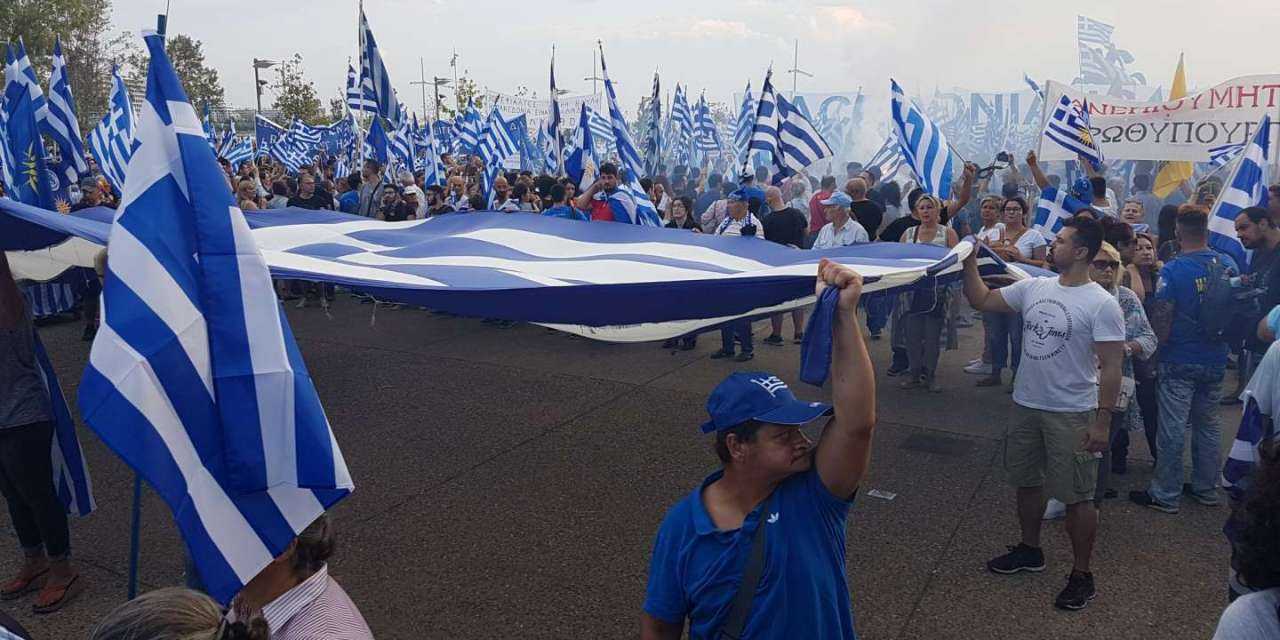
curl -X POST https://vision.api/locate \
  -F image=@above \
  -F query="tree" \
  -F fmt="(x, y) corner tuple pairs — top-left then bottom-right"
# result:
(328, 96), (346, 122)
(0, 0), (116, 131)
(119, 33), (225, 114)
(270, 54), (323, 124)
(435, 75), (486, 120)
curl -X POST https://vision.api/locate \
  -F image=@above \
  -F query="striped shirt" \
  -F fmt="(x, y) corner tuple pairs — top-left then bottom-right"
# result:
(260, 565), (374, 640)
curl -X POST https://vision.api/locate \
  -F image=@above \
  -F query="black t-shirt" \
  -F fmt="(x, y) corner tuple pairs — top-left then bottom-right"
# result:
(381, 203), (415, 222)
(879, 215), (919, 243)
(849, 200), (883, 237)
(763, 207), (808, 248)
(426, 203), (455, 216)
(665, 216), (699, 231)
(1247, 243), (1280, 352)
(287, 189), (333, 211)
(867, 186), (887, 210)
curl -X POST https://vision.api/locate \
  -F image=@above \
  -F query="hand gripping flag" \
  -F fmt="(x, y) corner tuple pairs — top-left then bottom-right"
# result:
(77, 31), (352, 605)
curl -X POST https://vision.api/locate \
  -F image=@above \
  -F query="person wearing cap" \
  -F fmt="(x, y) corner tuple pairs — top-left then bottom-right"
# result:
(642, 259), (877, 640)
(575, 162), (636, 223)
(711, 191), (764, 362)
(811, 192), (869, 250)
(739, 172), (767, 216)
(69, 177), (111, 212)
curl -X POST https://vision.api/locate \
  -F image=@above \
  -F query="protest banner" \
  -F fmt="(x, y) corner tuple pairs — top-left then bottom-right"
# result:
(1040, 75), (1280, 163)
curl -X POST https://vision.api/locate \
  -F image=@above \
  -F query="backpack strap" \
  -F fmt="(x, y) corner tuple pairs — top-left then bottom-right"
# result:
(718, 496), (773, 640)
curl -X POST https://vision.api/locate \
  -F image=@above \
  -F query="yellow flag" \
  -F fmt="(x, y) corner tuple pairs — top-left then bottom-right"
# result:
(1153, 54), (1192, 198)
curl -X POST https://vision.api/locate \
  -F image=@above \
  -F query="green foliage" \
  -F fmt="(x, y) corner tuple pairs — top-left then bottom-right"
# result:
(270, 53), (323, 125)
(118, 33), (225, 115)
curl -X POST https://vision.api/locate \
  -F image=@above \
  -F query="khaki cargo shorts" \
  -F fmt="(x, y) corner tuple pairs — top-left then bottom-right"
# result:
(1003, 404), (1099, 505)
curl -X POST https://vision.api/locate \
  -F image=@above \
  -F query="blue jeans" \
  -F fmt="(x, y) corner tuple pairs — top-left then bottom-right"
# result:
(983, 311), (1022, 375)
(866, 294), (893, 333)
(1149, 362), (1225, 506)
(719, 320), (753, 355)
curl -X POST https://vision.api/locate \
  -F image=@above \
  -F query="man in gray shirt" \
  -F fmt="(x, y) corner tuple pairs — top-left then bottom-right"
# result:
(0, 253), (79, 613)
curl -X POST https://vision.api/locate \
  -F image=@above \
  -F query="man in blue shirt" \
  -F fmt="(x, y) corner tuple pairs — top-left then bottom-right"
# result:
(641, 260), (877, 640)
(1132, 208), (1239, 513)
(541, 184), (587, 221)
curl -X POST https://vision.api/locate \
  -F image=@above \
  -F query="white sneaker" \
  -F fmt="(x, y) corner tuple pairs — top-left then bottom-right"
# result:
(963, 361), (992, 375)
(1043, 498), (1066, 520)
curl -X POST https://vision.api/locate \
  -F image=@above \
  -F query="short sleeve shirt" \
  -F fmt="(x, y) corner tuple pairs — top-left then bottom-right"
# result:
(1155, 249), (1239, 366)
(1000, 277), (1126, 412)
(643, 467), (857, 640)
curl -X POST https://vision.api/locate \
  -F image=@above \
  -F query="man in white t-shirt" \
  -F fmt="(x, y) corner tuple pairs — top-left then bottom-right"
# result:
(961, 214), (1125, 611)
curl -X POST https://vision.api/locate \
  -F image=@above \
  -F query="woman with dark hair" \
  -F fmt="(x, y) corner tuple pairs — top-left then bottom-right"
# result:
(664, 196), (700, 232)
(1215, 444), (1280, 638)
(1101, 218), (1142, 300)
(880, 180), (903, 225)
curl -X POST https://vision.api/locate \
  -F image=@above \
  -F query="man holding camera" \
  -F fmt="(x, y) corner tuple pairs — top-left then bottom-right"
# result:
(710, 190), (764, 362)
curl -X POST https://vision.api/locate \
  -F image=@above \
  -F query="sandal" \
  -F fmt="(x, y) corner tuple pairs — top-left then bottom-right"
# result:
(32, 574), (81, 614)
(0, 568), (47, 601)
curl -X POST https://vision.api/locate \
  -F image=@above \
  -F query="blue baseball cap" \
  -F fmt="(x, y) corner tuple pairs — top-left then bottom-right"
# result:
(700, 372), (833, 434)
(1070, 177), (1092, 200)
(820, 192), (853, 207)
(726, 189), (749, 203)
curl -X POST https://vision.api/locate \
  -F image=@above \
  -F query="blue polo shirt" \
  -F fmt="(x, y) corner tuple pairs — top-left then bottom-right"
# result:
(1155, 248), (1239, 366)
(643, 466), (856, 640)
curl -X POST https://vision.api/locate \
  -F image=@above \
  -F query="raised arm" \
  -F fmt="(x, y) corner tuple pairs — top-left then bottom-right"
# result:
(944, 162), (976, 216)
(813, 259), (877, 499)
(1025, 150), (1050, 190)
(961, 249), (1016, 313)
(574, 179), (600, 211)
(1080, 154), (1103, 179)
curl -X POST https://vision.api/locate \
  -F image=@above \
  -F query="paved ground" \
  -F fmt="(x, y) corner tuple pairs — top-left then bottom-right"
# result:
(1, 297), (1240, 639)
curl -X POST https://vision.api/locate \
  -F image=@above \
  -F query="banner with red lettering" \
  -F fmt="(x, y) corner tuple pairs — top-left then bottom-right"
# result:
(1039, 75), (1280, 162)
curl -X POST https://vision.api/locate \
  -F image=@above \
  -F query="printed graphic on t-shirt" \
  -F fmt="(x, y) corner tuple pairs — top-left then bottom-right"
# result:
(1022, 298), (1073, 361)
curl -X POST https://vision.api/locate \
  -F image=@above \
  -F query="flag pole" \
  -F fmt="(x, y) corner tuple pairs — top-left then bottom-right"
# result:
(126, 474), (142, 599)
(356, 0), (366, 169)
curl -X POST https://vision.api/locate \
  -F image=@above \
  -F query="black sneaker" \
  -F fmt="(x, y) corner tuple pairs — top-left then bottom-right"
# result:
(734, 352), (755, 362)
(1054, 571), (1096, 610)
(886, 363), (909, 377)
(986, 543), (1045, 574)
(709, 350), (735, 360)
(1128, 490), (1179, 514)
(762, 334), (784, 346)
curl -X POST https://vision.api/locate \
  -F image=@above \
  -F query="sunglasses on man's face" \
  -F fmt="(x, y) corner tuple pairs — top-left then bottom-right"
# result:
(1091, 260), (1121, 270)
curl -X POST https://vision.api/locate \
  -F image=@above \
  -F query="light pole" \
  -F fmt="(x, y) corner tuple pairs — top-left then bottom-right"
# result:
(432, 77), (450, 123)
(252, 58), (277, 114)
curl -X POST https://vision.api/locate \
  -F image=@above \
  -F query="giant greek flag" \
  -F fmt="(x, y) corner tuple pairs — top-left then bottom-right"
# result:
(72, 31), (352, 605)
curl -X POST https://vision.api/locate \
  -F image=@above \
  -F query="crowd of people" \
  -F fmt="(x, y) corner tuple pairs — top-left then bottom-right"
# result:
(4, 135), (1280, 638)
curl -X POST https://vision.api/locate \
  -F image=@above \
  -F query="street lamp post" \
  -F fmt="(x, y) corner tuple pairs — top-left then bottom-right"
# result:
(252, 58), (278, 114)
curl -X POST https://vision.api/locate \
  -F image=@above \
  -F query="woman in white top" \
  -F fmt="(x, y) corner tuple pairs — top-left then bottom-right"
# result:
(899, 194), (958, 392)
(974, 195), (1006, 243)
(991, 196), (1048, 269)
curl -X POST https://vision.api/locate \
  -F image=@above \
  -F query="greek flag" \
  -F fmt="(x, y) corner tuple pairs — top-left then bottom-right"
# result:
(1032, 186), (1090, 240)
(268, 135), (313, 175)
(33, 334), (95, 517)
(1209, 142), (1246, 168)
(890, 78), (954, 197)
(389, 116), (415, 173)
(597, 45), (662, 226)
(3, 43), (56, 209)
(734, 82), (754, 164)
(1077, 16), (1115, 84)
(421, 123), (444, 187)
(866, 133), (903, 180)
(585, 103), (614, 146)
(693, 93), (722, 153)
(288, 120), (323, 147)
(747, 71), (832, 183)
(363, 116), (390, 165)
(547, 55), (564, 175)
(456, 102), (482, 153)
(47, 38), (89, 184)
(1207, 115), (1271, 268)
(671, 84), (693, 165)
(87, 67), (135, 194)
(222, 137), (254, 168)
(1042, 93), (1103, 170)
(537, 122), (559, 175)
(1023, 73), (1044, 100)
(359, 9), (400, 125)
(476, 106), (518, 163)
(255, 114), (285, 150)
(564, 102), (597, 190)
(644, 72), (662, 176)
(77, 31), (352, 605)
(345, 63), (376, 114)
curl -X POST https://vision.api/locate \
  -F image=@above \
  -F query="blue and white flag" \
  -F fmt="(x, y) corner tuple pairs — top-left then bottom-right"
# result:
(254, 114), (285, 150)
(644, 71), (661, 176)
(890, 78), (954, 197)
(547, 54), (564, 175)
(866, 133), (903, 181)
(32, 333), (95, 517)
(692, 93), (722, 154)
(1041, 94), (1104, 170)
(288, 120), (323, 147)
(86, 67), (136, 194)
(389, 115), (415, 174)
(1207, 115), (1271, 268)
(3, 44), (57, 209)
(363, 116), (390, 165)
(345, 62), (377, 114)
(359, 9), (400, 125)
(597, 46), (662, 226)
(456, 101), (482, 153)
(77, 31), (352, 605)
(46, 38), (89, 185)
(584, 103), (614, 149)
(1032, 186), (1090, 240)
(734, 82), (754, 165)
(420, 122), (444, 187)
(1023, 73), (1044, 100)
(748, 71), (832, 184)
(564, 102), (597, 190)
(670, 84), (693, 166)
(5, 203), (1033, 344)
(476, 106), (518, 164)
(1209, 141), (1246, 168)
(222, 137), (255, 168)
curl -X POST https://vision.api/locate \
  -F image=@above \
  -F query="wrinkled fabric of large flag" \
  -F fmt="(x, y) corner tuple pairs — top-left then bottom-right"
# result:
(2, 200), (1034, 343)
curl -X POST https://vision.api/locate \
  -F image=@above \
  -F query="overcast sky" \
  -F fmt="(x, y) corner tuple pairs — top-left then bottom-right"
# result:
(111, 0), (1279, 118)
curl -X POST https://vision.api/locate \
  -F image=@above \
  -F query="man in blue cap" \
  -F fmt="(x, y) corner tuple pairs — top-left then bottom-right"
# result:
(711, 190), (764, 362)
(641, 260), (877, 640)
